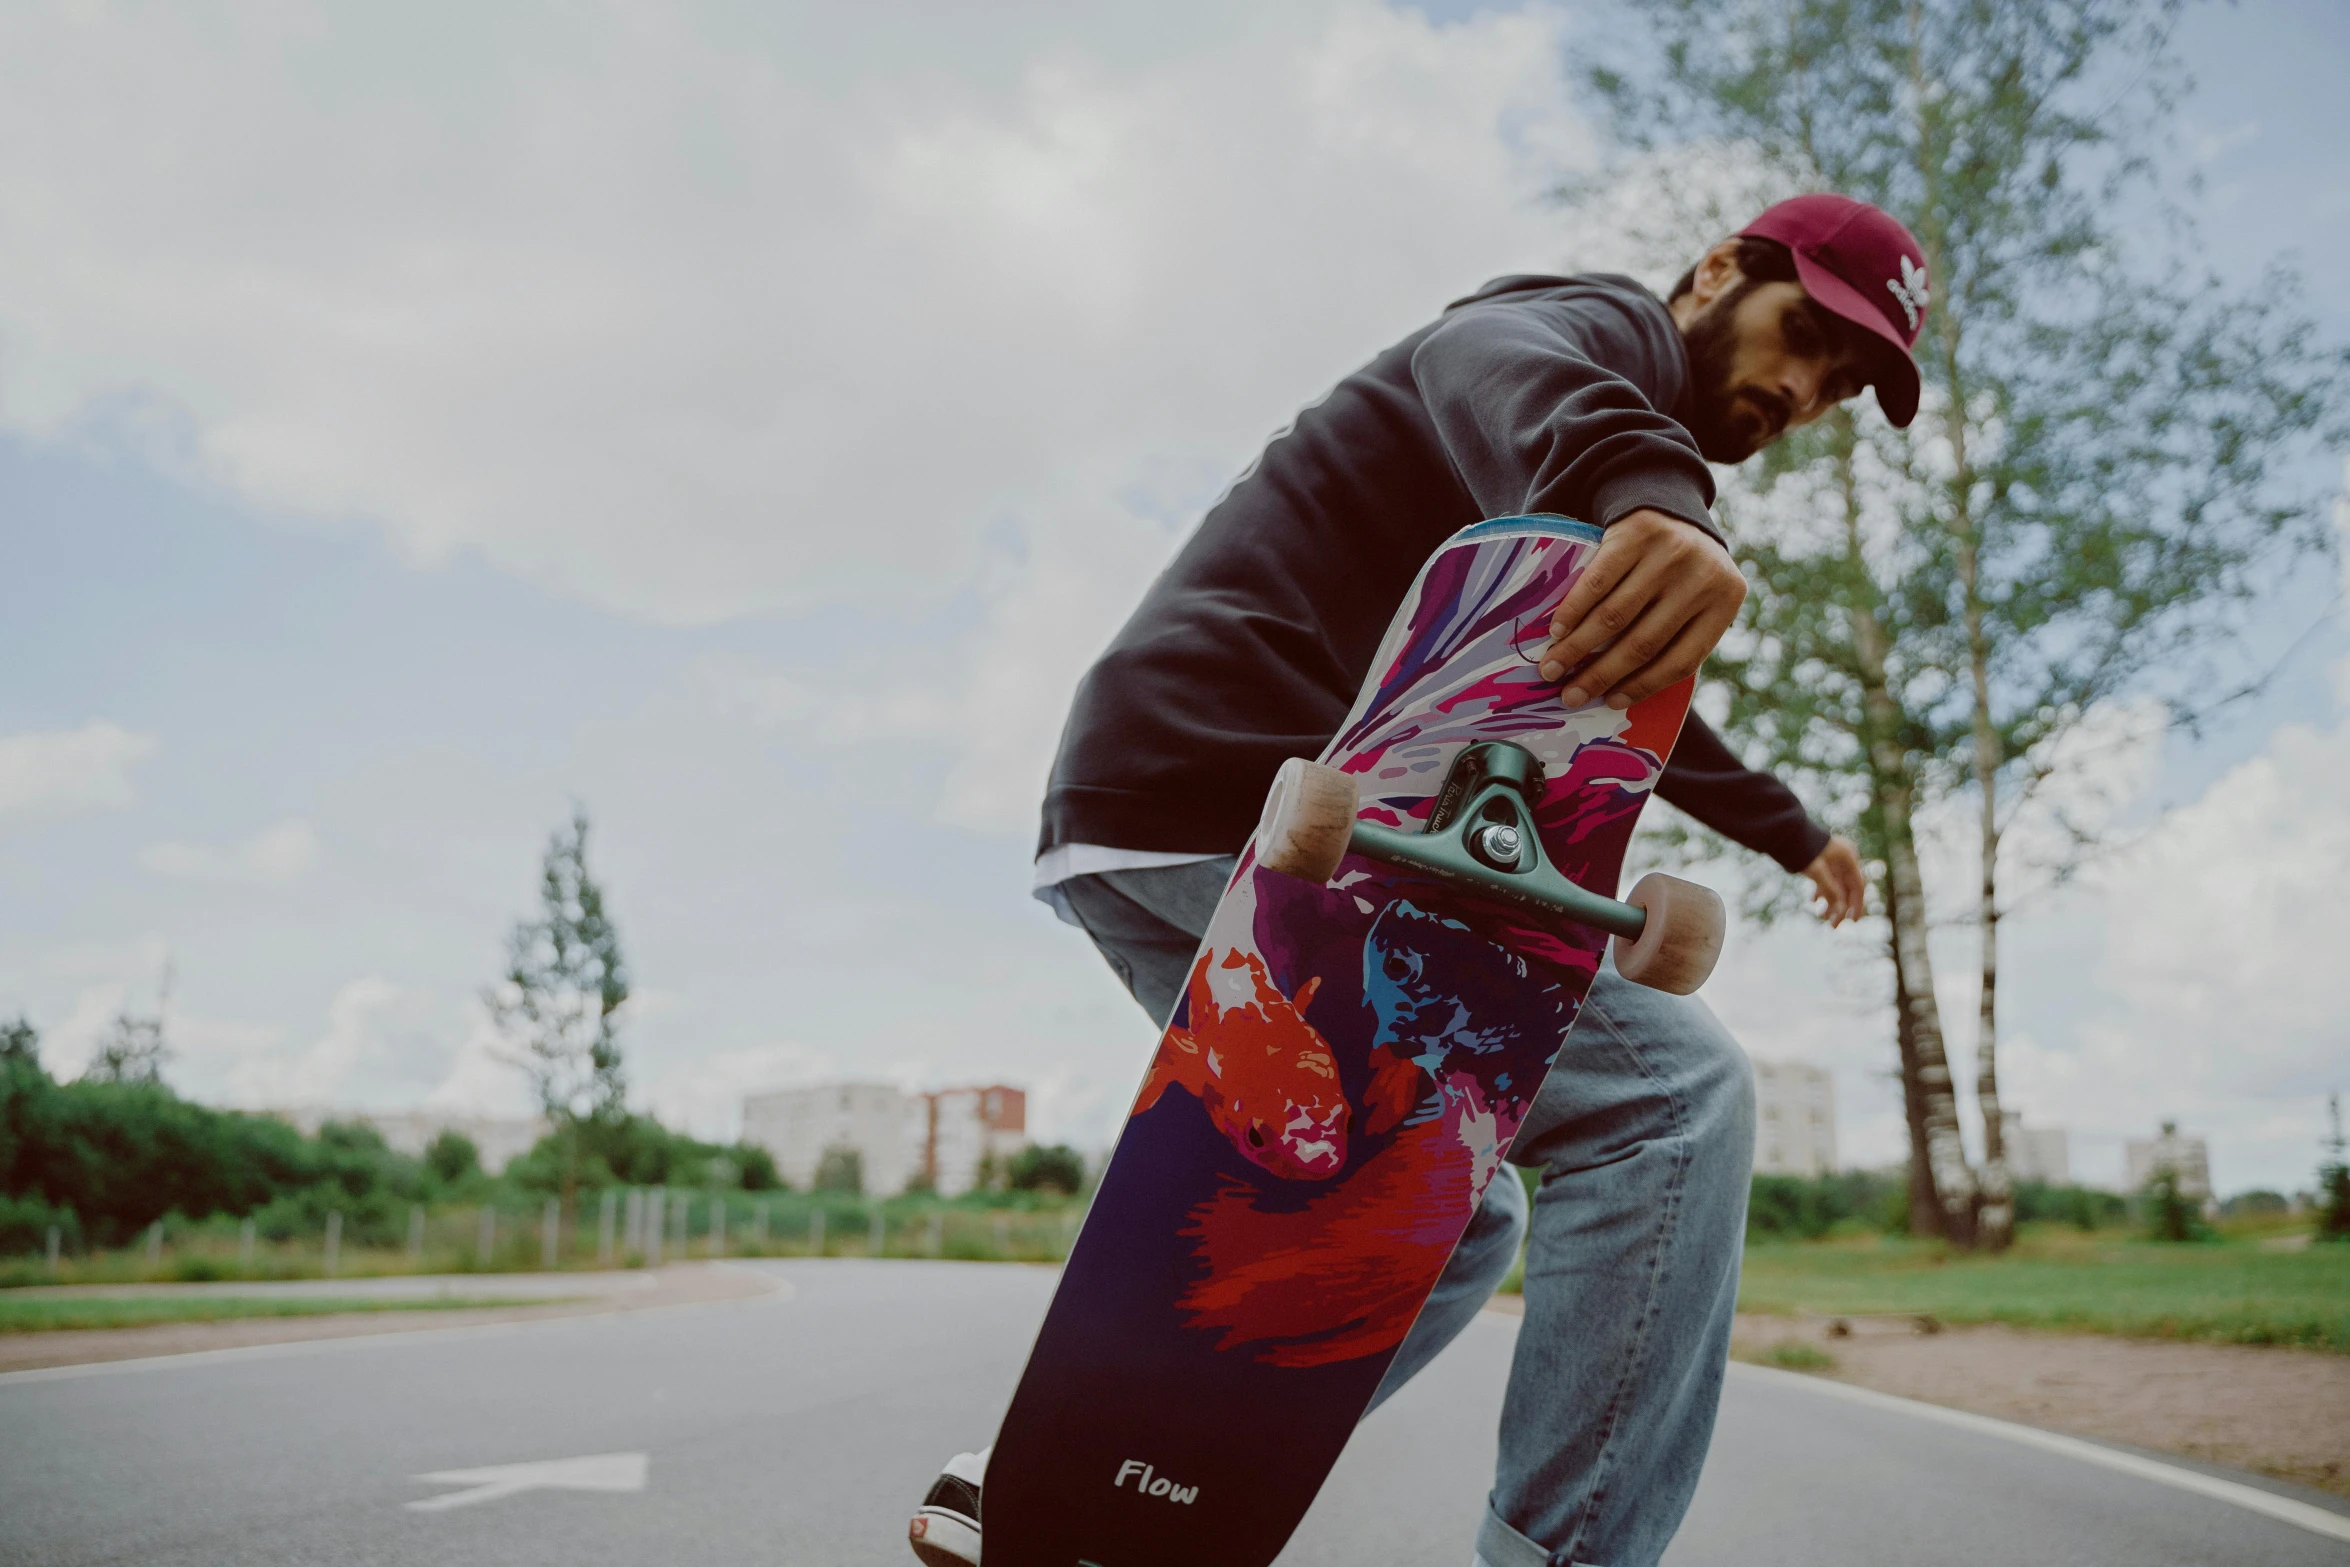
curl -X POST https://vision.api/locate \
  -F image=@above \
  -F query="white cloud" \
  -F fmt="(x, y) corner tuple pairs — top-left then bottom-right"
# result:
(0, 722), (157, 830)
(0, 2), (1590, 631)
(220, 976), (455, 1110)
(138, 818), (321, 883)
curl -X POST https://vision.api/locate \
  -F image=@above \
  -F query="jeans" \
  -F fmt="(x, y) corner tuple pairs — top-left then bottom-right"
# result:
(1058, 859), (1753, 1567)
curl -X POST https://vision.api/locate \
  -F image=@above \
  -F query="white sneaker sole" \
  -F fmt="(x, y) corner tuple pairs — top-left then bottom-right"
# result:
(908, 1505), (981, 1567)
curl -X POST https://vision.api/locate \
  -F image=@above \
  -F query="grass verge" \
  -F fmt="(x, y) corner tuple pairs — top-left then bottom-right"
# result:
(0, 1294), (565, 1334)
(1738, 1229), (2350, 1351)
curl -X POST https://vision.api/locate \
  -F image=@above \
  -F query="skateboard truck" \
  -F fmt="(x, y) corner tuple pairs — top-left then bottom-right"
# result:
(1256, 742), (1726, 994)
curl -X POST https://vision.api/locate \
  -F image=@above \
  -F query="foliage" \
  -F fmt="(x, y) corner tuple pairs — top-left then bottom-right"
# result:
(503, 1113), (770, 1194)
(1740, 1229), (2350, 1350)
(81, 1009), (172, 1086)
(1583, 0), (2348, 1249)
(2319, 1093), (2350, 1244)
(1008, 1144), (1087, 1196)
(483, 809), (630, 1199)
(2138, 1165), (2211, 1243)
(423, 1130), (482, 1186)
(0, 1293), (539, 1334)
(1746, 1169), (1907, 1239)
(2217, 1189), (2288, 1220)
(813, 1144), (864, 1195)
(2012, 1179), (2127, 1231)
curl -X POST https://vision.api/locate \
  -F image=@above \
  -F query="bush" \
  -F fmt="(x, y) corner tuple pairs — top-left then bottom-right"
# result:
(1745, 1170), (1903, 1240)
(2140, 1167), (2213, 1243)
(424, 1130), (481, 1185)
(814, 1145), (864, 1195)
(1008, 1144), (1086, 1196)
(2220, 1189), (2289, 1219)
(2013, 1180), (2128, 1231)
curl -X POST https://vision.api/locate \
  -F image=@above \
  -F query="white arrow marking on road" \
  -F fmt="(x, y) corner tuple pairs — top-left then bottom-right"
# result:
(406, 1451), (648, 1512)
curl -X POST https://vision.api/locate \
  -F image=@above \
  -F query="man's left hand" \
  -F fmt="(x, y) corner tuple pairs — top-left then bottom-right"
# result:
(1801, 836), (1866, 927)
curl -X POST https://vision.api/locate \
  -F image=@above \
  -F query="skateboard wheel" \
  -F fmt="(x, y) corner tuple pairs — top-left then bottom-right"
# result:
(1611, 873), (1725, 994)
(1256, 759), (1357, 884)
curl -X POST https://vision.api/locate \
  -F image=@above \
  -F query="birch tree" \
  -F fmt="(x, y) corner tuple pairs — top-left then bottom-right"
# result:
(1588, 0), (2346, 1245)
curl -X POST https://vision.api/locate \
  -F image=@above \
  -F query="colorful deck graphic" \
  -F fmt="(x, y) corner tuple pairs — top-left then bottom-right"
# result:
(987, 517), (1692, 1567)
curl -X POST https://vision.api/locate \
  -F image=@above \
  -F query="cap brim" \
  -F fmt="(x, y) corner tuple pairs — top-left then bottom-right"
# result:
(1787, 249), (1922, 427)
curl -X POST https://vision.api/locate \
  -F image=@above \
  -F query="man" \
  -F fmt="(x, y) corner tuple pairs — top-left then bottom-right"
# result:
(910, 193), (1921, 1567)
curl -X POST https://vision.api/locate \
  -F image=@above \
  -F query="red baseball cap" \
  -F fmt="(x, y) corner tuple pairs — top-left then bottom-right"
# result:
(1739, 194), (1929, 427)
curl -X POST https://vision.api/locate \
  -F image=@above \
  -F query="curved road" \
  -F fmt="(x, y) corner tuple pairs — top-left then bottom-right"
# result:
(0, 1260), (2342, 1565)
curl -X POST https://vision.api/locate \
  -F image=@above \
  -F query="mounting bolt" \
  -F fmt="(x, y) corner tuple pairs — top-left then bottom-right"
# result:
(1474, 823), (1524, 867)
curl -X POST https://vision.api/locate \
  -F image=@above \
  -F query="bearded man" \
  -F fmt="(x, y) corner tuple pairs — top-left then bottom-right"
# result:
(911, 193), (1921, 1567)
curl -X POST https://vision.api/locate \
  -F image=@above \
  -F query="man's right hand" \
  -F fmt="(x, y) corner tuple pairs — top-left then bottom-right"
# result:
(1538, 509), (1748, 710)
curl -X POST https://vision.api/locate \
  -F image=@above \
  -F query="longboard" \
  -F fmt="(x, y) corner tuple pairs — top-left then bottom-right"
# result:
(986, 515), (1707, 1566)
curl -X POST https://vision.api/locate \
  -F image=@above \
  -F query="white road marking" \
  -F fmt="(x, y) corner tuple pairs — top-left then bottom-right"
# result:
(406, 1451), (648, 1512)
(1729, 1362), (2350, 1544)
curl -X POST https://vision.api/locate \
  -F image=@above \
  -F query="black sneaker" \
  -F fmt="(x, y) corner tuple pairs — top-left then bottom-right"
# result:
(907, 1448), (986, 1566)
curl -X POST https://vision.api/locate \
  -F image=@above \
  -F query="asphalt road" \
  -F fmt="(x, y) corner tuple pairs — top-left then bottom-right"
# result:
(1, 1260), (2343, 1566)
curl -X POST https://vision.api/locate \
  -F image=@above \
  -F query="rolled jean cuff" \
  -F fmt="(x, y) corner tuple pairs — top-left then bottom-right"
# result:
(1476, 1499), (1605, 1567)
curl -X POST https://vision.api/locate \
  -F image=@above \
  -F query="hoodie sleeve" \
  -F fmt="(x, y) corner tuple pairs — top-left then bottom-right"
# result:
(1409, 284), (1721, 541)
(1657, 712), (1831, 873)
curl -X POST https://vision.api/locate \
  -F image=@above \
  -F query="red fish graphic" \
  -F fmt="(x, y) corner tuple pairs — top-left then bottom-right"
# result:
(1136, 947), (1350, 1182)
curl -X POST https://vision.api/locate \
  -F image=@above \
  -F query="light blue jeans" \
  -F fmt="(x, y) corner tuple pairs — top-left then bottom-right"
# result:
(1058, 858), (1754, 1567)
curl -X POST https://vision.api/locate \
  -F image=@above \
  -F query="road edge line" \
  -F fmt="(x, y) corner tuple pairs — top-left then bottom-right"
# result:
(1727, 1361), (2350, 1544)
(0, 1265), (794, 1388)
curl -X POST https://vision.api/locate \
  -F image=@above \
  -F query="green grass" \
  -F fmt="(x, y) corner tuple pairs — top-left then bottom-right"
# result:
(1738, 1339), (1838, 1372)
(0, 1293), (560, 1334)
(1738, 1228), (2350, 1351)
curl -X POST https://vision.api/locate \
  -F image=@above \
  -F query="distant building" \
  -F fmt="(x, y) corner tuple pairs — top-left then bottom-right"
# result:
(743, 1083), (923, 1196)
(742, 1082), (1027, 1197)
(265, 1107), (549, 1173)
(2125, 1121), (2211, 1199)
(2000, 1112), (2071, 1186)
(922, 1085), (1028, 1197)
(1751, 1060), (1836, 1177)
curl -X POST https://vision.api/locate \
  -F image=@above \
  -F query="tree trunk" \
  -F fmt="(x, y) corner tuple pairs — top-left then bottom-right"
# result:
(1920, 4), (2011, 1247)
(1884, 868), (1939, 1237)
(1834, 410), (1976, 1242)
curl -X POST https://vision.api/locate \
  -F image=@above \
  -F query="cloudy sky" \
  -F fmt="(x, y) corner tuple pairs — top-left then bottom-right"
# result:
(4, 0), (2344, 1195)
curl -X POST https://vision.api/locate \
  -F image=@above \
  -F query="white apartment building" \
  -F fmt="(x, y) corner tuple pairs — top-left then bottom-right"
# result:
(1752, 1059), (1836, 1177)
(1999, 1111), (2071, 1185)
(2125, 1121), (2211, 1199)
(742, 1083), (924, 1195)
(742, 1082), (1028, 1197)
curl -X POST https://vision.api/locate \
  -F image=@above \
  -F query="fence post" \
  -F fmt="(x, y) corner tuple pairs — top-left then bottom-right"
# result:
(809, 1208), (825, 1257)
(647, 1186), (665, 1267)
(146, 1220), (163, 1266)
(927, 1209), (943, 1257)
(477, 1206), (496, 1267)
(541, 1198), (560, 1269)
(408, 1204), (425, 1265)
(45, 1224), (59, 1272)
(623, 1188), (640, 1256)
(869, 1206), (885, 1257)
(708, 1193), (725, 1259)
(599, 1189), (617, 1265)
(239, 1216), (256, 1267)
(323, 1210), (341, 1277)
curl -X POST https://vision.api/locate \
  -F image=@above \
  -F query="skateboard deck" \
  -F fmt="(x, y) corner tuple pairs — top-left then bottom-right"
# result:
(987, 515), (1696, 1567)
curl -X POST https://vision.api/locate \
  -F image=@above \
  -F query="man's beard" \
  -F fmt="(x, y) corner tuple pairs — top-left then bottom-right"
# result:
(1680, 281), (1792, 463)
